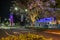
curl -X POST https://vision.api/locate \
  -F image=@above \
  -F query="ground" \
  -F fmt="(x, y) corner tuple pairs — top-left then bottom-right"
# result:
(0, 27), (60, 40)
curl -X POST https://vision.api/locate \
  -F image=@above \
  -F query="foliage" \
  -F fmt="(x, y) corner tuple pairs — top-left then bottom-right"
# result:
(0, 33), (52, 40)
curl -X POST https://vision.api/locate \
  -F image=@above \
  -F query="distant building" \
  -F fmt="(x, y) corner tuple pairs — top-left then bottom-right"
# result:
(34, 17), (57, 28)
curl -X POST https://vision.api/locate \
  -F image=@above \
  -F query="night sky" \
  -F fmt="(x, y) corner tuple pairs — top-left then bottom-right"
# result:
(0, 0), (13, 18)
(0, 0), (60, 18)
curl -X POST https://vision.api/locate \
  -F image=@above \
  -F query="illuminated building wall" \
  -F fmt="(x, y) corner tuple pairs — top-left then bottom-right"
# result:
(37, 17), (54, 23)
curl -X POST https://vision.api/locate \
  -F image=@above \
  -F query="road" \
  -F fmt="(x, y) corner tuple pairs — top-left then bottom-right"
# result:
(0, 28), (60, 40)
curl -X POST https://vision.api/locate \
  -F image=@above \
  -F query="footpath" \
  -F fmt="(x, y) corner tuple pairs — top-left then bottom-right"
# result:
(44, 29), (60, 35)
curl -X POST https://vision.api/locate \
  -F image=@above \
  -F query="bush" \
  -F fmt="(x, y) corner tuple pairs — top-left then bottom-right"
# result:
(0, 33), (52, 40)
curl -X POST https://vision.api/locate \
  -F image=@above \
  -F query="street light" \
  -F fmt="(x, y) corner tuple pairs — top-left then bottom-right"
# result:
(25, 9), (28, 12)
(14, 7), (18, 11)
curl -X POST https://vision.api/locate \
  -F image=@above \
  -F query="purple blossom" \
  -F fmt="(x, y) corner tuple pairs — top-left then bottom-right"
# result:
(45, 2), (50, 6)
(47, 8), (55, 13)
(50, 0), (56, 5)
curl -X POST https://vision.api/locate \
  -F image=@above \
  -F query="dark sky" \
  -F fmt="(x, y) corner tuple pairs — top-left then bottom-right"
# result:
(0, 0), (60, 18)
(0, 0), (12, 18)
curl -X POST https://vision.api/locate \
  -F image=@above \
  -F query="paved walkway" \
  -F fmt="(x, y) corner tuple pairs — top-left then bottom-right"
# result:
(44, 30), (60, 35)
